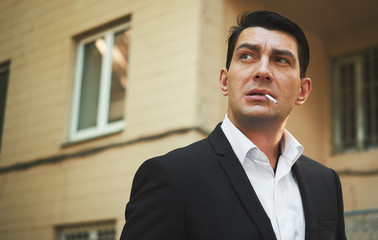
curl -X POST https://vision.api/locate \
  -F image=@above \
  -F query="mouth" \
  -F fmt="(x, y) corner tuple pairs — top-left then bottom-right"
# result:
(246, 90), (278, 104)
(247, 93), (265, 96)
(246, 89), (273, 97)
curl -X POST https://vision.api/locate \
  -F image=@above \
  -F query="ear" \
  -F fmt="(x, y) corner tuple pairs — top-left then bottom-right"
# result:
(295, 77), (312, 105)
(220, 68), (229, 96)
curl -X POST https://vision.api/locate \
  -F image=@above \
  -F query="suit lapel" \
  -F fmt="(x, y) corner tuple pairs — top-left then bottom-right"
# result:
(209, 124), (277, 240)
(292, 157), (314, 240)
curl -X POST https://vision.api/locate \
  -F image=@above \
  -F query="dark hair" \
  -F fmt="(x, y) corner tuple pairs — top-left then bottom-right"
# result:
(226, 10), (310, 78)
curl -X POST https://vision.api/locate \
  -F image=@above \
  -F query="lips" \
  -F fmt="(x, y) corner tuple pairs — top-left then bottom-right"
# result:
(246, 89), (274, 98)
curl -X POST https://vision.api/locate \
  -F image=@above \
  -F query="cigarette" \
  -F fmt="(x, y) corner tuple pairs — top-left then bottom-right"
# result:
(264, 94), (278, 104)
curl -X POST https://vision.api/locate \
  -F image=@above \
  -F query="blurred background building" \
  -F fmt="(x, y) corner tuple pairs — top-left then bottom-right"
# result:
(0, 0), (377, 239)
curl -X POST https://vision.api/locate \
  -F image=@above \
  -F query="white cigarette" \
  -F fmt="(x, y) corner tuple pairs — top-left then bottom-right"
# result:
(264, 94), (278, 104)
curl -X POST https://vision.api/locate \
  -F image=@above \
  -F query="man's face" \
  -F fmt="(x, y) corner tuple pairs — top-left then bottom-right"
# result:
(220, 27), (311, 128)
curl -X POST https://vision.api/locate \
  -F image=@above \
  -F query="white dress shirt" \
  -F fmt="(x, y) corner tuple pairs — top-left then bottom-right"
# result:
(221, 115), (305, 240)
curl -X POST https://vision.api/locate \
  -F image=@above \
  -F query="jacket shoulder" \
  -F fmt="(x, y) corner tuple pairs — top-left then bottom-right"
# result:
(298, 155), (330, 169)
(150, 137), (215, 169)
(295, 155), (340, 179)
(295, 155), (341, 184)
(151, 123), (227, 166)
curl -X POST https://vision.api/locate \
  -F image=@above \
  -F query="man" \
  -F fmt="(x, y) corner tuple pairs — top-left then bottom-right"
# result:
(120, 10), (346, 240)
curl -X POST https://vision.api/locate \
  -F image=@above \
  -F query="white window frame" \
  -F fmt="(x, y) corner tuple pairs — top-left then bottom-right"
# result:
(70, 23), (130, 142)
(56, 220), (116, 240)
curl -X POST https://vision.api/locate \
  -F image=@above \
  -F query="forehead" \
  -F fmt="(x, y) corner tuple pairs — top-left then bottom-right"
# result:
(236, 27), (298, 55)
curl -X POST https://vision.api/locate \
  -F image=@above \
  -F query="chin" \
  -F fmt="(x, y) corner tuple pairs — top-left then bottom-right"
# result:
(243, 111), (279, 123)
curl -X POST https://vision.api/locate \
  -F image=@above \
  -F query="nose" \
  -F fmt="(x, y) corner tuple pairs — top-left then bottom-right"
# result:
(252, 57), (272, 81)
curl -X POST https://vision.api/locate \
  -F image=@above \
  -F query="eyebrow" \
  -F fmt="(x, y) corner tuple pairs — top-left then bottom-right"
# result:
(235, 43), (260, 52)
(235, 43), (297, 63)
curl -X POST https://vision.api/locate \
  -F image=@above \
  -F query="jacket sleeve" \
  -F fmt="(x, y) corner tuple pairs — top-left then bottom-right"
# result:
(120, 158), (186, 240)
(332, 169), (347, 240)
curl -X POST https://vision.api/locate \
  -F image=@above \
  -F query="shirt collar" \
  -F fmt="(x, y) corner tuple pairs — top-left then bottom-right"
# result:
(221, 115), (303, 166)
(221, 115), (257, 165)
(281, 129), (304, 164)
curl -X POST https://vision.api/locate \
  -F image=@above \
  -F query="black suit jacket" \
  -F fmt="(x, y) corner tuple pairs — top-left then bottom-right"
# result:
(120, 124), (346, 240)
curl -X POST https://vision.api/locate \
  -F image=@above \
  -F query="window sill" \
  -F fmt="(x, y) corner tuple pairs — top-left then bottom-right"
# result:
(63, 121), (125, 147)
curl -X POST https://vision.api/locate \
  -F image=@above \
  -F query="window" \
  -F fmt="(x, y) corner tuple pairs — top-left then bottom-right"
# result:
(0, 62), (10, 152)
(332, 47), (378, 153)
(56, 221), (116, 240)
(70, 19), (131, 142)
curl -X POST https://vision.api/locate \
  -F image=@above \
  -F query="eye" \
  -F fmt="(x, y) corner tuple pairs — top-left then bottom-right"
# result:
(276, 57), (290, 64)
(241, 54), (253, 60)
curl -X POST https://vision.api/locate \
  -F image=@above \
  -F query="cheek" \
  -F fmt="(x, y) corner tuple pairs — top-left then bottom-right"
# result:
(276, 75), (301, 98)
(229, 64), (254, 78)
(227, 74), (243, 92)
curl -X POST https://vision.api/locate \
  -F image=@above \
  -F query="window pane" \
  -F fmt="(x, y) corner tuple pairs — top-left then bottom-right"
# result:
(370, 49), (378, 145)
(65, 231), (89, 240)
(340, 63), (357, 148)
(108, 29), (130, 123)
(374, 50), (378, 144)
(363, 50), (378, 147)
(78, 39), (103, 131)
(0, 62), (10, 152)
(98, 228), (116, 240)
(57, 221), (115, 240)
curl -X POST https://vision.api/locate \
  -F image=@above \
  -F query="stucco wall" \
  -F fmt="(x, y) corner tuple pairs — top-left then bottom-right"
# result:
(0, 0), (207, 239)
(0, 0), (203, 167)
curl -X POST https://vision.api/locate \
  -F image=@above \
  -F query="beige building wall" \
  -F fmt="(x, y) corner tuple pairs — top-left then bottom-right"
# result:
(0, 132), (203, 239)
(0, 0), (205, 167)
(0, 0), (209, 239)
(0, 0), (377, 239)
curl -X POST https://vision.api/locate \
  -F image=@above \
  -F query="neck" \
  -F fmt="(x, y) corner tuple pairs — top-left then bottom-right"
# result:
(232, 117), (286, 170)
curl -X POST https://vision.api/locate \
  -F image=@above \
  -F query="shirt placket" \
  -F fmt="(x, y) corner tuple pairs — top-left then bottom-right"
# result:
(247, 149), (281, 239)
